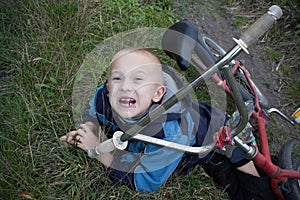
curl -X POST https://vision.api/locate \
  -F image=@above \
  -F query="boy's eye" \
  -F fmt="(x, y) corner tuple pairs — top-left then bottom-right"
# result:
(134, 77), (143, 81)
(112, 77), (121, 81)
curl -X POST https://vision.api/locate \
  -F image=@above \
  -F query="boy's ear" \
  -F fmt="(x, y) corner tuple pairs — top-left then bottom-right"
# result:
(152, 86), (166, 102)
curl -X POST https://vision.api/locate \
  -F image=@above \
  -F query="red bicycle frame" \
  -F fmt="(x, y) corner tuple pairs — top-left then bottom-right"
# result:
(229, 62), (300, 200)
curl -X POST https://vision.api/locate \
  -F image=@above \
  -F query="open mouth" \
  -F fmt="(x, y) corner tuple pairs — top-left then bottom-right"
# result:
(119, 97), (137, 108)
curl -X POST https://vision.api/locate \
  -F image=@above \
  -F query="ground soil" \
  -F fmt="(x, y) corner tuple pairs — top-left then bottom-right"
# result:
(172, 2), (299, 153)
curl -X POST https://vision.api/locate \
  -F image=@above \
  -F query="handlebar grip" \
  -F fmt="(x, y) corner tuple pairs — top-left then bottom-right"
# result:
(238, 5), (282, 49)
(87, 138), (115, 158)
(87, 131), (128, 158)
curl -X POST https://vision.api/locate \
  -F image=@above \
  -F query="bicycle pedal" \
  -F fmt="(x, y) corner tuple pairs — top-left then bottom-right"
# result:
(292, 107), (300, 124)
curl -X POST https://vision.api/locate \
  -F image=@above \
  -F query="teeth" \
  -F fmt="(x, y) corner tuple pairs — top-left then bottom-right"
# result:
(120, 98), (136, 105)
(120, 99), (129, 104)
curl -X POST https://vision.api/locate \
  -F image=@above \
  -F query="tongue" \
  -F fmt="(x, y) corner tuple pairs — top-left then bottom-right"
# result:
(120, 98), (136, 108)
(128, 100), (136, 108)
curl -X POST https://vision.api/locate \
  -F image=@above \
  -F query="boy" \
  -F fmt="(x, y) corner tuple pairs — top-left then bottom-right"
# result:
(60, 48), (276, 199)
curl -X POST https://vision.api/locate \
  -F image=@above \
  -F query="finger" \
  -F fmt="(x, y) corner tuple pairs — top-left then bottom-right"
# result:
(59, 135), (70, 147)
(66, 131), (78, 144)
(68, 130), (78, 137)
(74, 137), (81, 147)
(74, 134), (82, 143)
(77, 128), (85, 138)
(70, 137), (81, 147)
(60, 135), (67, 141)
(76, 142), (87, 151)
(71, 136), (87, 151)
(80, 123), (94, 134)
(79, 123), (89, 132)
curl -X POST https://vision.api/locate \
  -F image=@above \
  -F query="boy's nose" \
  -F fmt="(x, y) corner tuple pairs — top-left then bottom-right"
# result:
(120, 79), (134, 91)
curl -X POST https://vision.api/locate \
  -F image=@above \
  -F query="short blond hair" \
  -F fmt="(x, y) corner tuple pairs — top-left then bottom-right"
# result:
(109, 48), (163, 85)
(110, 48), (161, 66)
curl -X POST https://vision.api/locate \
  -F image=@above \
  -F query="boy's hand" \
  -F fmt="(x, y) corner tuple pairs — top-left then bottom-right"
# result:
(60, 130), (79, 146)
(60, 123), (113, 167)
(60, 123), (100, 151)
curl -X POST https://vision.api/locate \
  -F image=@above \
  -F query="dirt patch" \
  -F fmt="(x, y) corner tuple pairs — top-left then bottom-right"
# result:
(172, 2), (299, 151)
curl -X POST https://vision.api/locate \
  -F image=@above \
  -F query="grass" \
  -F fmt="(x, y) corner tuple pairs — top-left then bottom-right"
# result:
(1, 0), (299, 199)
(0, 0), (228, 199)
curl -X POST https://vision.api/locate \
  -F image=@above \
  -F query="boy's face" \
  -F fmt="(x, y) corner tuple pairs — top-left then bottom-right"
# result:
(107, 52), (165, 119)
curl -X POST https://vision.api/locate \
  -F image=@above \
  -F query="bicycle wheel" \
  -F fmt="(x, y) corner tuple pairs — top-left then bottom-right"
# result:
(290, 157), (300, 199)
(279, 139), (300, 200)
(282, 157), (300, 200)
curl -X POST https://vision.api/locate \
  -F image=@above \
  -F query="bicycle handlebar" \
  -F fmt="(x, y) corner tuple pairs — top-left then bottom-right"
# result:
(235, 5), (282, 51)
(88, 6), (283, 158)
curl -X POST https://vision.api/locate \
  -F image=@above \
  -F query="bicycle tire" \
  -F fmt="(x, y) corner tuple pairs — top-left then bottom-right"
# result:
(290, 157), (300, 199)
(283, 157), (300, 200)
(278, 139), (300, 200)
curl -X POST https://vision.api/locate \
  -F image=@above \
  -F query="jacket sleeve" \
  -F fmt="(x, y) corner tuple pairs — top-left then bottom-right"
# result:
(107, 119), (193, 192)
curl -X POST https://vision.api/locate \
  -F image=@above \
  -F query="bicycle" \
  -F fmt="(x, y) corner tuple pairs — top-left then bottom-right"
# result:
(88, 5), (300, 199)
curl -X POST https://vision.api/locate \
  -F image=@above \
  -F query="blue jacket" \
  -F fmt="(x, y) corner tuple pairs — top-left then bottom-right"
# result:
(82, 67), (228, 192)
